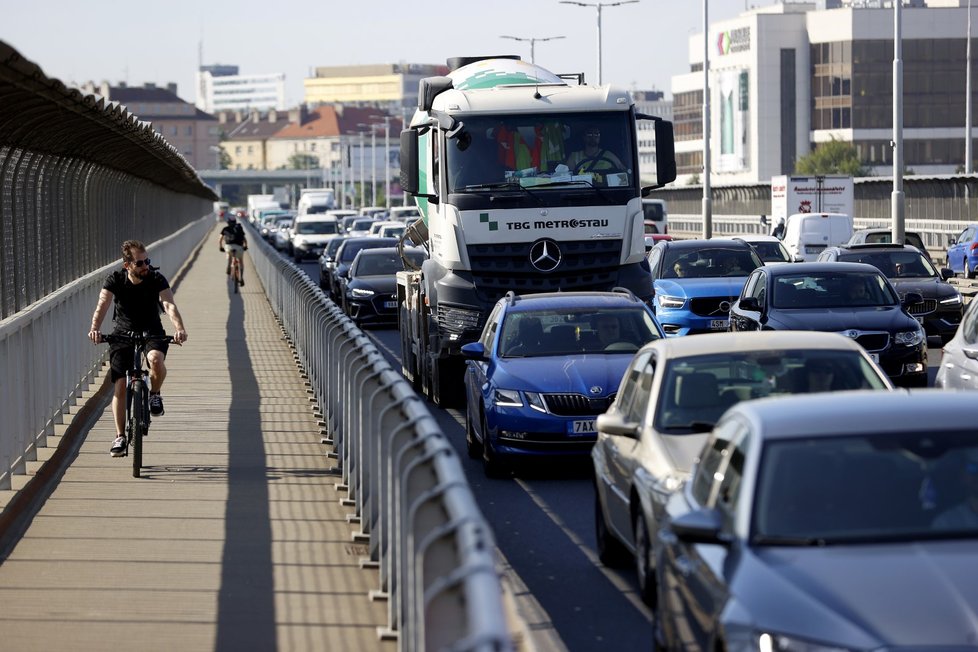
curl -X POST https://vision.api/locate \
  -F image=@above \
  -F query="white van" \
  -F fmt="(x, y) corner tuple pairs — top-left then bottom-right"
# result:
(782, 212), (853, 262)
(297, 191), (336, 215)
(641, 198), (668, 235)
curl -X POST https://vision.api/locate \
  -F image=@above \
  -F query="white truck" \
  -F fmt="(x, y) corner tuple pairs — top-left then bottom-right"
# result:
(246, 194), (278, 223)
(396, 55), (676, 406)
(297, 188), (336, 215)
(770, 175), (854, 223)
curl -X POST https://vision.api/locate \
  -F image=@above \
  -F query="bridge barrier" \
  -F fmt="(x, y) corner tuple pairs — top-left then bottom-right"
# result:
(245, 222), (513, 652)
(0, 217), (211, 492)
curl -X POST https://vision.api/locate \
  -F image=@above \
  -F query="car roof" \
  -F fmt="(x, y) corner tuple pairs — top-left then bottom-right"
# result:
(504, 291), (647, 312)
(355, 246), (423, 257)
(764, 261), (882, 275)
(636, 330), (866, 358)
(735, 235), (781, 243)
(727, 390), (974, 440)
(656, 238), (753, 250)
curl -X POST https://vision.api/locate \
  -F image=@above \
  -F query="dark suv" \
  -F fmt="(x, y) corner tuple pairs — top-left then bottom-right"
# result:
(817, 243), (963, 345)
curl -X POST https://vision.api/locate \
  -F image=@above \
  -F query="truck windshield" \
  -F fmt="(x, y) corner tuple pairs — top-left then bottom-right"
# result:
(447, 112), (635, 194)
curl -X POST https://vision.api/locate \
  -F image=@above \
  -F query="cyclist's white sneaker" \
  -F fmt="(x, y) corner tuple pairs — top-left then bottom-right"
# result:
(110, 436), (127, 457)
(149, 393), (164, 416)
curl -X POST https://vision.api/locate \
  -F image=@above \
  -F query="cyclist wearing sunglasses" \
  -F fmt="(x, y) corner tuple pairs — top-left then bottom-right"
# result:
(88, 239), (188, 457)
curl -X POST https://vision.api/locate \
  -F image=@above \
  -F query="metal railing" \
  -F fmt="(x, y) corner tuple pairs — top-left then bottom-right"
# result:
(246, 223), (513, 652)
(0, 217), (211, 491)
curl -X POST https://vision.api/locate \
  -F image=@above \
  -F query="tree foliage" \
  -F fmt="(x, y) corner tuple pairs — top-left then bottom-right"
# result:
(288, 153), (320, 170)
(795, 138), (867, 176)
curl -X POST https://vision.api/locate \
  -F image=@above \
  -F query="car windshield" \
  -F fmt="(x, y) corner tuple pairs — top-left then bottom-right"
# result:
(296, 221), (337, 235)
(339, 240), (392, 262)
(354, 250), (426, 276)
(753, 433), (978, 545)
(351, 219), (375, 231)
(772, 272), (898, 308)
(748, 241), (790, 263)
(663, 247), (762, 279)
(323, 238), (345, 259)
(655, 350), (888, 433)
(499, 307), (661, 358)
(446, 111), (635, 192)
(838, 250), (938, 278)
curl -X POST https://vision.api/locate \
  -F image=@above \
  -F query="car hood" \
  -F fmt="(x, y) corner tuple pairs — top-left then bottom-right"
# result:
(348, 276), (397, 293)
(658, 433), (711, 473)
(889, 277), (960, 301)
(654, 277), (748, 298)
(293, 234), (335, 245)
(768, 306), (916, 331)
(738, 540), (978, 647)
(494, 355), (632, 397)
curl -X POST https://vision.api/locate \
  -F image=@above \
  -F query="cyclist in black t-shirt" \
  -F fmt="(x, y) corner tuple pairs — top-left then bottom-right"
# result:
(219, 217), (248, 284)
(88, 239), (188, 457)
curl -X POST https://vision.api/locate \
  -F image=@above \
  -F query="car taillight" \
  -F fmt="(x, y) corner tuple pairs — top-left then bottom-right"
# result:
(971, 242), (978, 251)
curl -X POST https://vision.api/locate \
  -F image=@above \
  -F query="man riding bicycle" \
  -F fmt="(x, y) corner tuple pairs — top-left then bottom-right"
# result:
(88, 240), (188, 457)
(219, 216), (248, 286)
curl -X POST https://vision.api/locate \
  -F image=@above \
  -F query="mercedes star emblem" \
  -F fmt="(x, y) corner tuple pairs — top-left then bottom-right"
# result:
(529, 238), (562, 272)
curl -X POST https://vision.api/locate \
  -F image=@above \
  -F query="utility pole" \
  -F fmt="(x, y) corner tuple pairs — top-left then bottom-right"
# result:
(892, 1), (905, 245)
(371, 128), (377, 207)
(384, 115), (391, 209)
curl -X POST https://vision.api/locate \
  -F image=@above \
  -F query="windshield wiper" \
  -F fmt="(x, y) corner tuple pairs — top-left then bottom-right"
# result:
(457, 180), (544, 206)
(752, 534), (829, 546)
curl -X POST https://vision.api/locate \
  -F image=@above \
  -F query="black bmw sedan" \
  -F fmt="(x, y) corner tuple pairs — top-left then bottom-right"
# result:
(729, 262), (927, 387)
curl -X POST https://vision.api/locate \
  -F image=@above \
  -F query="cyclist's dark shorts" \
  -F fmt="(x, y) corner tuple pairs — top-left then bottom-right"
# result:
(109, 331), (169, 382)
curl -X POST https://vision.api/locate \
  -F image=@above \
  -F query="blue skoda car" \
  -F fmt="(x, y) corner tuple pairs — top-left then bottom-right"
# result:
(461, 290), (665, 478)
(646, 239), (762, 336)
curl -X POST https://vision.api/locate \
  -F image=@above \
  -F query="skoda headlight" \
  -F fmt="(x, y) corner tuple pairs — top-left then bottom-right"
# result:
(524, 391), (547, 413)
(758, 633), (853, 652)
(494, 389), (523, 408)
(350, 288), (375, 298)
(940, 292), (962, 305)
(657, 294), (686, 309)
(894, 328), (924, 346)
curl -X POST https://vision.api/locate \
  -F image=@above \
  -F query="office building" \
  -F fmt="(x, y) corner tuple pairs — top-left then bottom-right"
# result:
(672, 0), (977, 184)
(303, 63), (448, 113)
(196, 66), (286, 113)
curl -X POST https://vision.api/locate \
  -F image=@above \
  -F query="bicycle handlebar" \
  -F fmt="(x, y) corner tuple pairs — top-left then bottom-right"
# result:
(100, 332), (176, 346)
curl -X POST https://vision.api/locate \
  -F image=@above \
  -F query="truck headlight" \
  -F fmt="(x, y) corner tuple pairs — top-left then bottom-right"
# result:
(657, 294), (686, 309)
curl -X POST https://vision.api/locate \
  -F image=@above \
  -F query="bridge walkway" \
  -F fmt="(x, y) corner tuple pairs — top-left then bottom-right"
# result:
(0, 230), (393, 651)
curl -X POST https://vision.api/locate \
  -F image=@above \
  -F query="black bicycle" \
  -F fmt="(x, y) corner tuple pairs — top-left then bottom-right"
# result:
(101, 332), (175, 477)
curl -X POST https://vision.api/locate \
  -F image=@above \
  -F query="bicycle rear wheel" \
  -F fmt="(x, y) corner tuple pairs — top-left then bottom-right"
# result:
(130, 379), (148, 477)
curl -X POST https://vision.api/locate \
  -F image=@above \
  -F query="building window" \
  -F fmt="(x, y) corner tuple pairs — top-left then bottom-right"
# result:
(235, 146), (242, 155)
(171, 126), (178, 136)
(186, 126), (193, 136)
(674, 90), (704, 142)
(248, 146), (254, 154)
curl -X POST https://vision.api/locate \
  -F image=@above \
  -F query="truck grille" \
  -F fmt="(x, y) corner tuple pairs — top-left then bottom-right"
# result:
(467, 239), (622, 303)
(907, 299), (937, 316)
(690, 296), (738, 317)
(544, 393), (616, 416)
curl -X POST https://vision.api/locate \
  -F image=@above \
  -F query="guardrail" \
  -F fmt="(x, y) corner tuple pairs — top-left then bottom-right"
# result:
(0, 217), (211, 492)
(245, 222), (513, 652)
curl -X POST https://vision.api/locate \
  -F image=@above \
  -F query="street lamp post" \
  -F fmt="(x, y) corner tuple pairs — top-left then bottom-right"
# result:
(499, 35), (566, 64)
(892, 1), (905, 245)
(371, 129), (378, 207)
(967, 0), (973, 175)
(359, 131), (365, 211)
(383, 116), (391, 209)
(559, 0), (638, 85)
(702, 0), (712, 238)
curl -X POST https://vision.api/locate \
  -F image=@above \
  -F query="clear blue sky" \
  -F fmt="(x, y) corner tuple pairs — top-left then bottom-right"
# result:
(3, 0), (772, 106)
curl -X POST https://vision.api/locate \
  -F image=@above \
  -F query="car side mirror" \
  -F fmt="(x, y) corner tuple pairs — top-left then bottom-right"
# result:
(940, 268), (954, 281)
(460, 342), (487, 360)
(963, 347), (978, 361)
(792, 255), (804, 263)
(739, 296), (761, 312)
(902, 292), (924, 307)
(670, 508), (728, 545)
(596, 412), (639, 439)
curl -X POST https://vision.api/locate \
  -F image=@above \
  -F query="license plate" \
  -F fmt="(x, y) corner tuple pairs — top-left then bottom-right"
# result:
(710, 319), (728, 330)
(570, 419), (596, 434)
(870, 353), (879, 363)
(805, 246), (825, 254)
(914, 316), (924, 324)
(384, 300), (398, 309)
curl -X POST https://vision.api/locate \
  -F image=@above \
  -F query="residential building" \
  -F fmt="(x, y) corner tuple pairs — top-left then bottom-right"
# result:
(196, 66), (286, 113)
(218, 109), (289, 170)
(303, 63), (448, 113)
(671, 0), (978, 184)
(81, 81), (220, 170)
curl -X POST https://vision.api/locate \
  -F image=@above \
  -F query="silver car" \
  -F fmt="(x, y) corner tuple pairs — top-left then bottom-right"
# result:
(654, 390), (978, 652)
(935, 296), (978, 389)
(591, 331), (892, 606)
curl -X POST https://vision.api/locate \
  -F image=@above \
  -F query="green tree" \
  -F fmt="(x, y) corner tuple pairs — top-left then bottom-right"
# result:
(218, 146), (232, 170)
(795, 138), (867, 176)
(288, 153), (320, 170)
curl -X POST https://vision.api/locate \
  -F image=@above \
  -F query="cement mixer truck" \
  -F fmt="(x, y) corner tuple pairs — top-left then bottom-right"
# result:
(397, 56), (676, 406)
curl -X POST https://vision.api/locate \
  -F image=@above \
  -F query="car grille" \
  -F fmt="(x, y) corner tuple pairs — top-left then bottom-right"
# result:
(467, 239), (622, 304)
(907, 299), (937, 316)
(853, 332), (890, 352)
(543, 393), (616, 416)
(369, 293), (397, 314)
(689, 296), (738, 317)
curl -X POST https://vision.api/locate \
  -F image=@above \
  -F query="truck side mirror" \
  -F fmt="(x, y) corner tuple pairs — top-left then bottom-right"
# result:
(638, 116), (677, 193)
(400, 130), (419, 196)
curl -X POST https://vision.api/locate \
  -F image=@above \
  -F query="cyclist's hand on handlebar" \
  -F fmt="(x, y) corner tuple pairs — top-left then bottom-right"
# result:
(88, 329), (103, 344)
(173, 329), (188, 345)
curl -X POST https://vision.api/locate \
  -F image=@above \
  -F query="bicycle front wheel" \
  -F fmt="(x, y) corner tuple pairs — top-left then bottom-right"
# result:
(130, 379), (148, 477)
